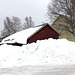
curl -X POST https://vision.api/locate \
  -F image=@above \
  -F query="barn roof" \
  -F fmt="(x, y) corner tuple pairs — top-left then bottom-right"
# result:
(1, 23), (47, 44)
(1, 23), (59, 44)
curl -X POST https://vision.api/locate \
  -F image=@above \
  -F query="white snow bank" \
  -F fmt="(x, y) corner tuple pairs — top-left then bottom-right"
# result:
(0, 38), (75, 68)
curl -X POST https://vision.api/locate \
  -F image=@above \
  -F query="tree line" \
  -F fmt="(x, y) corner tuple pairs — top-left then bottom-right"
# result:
(0, 16), (34, 42)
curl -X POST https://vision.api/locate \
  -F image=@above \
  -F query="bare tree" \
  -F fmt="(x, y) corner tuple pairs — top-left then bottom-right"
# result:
(11, 16), (22, 32)
(1, 16), (22, 38)
(1, 16), (35, 41)
(1, 17), (12, 38)
(47, 0), (75, 40)
(23, 16), (34, 29)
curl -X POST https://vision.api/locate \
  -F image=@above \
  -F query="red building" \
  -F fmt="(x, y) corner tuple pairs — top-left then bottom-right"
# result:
(27, 23), (59, 44)
(1, 23), (59, 46)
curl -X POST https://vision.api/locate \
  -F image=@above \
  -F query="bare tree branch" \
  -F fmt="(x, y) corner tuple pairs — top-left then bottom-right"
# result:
(47, 0), (75, 40)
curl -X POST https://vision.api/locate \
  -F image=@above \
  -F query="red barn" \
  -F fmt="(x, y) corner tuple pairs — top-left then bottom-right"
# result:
(27, 23), (59, 44)
(1, 23), (59, 46)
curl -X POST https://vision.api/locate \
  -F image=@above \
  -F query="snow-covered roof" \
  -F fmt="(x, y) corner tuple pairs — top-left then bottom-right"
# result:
(1, 23), (48, 44)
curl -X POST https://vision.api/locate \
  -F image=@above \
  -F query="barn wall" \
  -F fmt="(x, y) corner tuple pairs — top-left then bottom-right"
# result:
(27, 25), (59, 44)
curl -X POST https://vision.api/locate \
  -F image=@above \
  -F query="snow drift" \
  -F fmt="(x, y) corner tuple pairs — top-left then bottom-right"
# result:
(0, 38), (75, 68)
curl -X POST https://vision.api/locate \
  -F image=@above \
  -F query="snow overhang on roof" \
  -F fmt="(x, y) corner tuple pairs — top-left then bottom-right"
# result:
(1, 23), (48, 44)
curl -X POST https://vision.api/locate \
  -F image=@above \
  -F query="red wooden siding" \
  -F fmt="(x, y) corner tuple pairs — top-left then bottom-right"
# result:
(27, 24), (59, 44)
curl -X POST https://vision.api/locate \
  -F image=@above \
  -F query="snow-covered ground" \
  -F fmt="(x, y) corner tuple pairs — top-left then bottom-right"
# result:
(0, 65), (75, 75)
(0, 38), (75, 68)
(0, 38), (75, 75)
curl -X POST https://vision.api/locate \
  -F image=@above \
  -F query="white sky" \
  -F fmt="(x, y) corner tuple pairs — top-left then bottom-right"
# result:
(0, 0), (51, 32)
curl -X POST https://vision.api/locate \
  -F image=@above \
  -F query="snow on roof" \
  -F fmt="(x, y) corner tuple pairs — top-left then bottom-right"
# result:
(1, 24), (45, 44)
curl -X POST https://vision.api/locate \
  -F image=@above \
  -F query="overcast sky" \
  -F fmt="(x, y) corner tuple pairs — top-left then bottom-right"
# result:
(0, 0), (51, 32)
